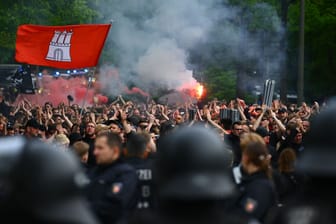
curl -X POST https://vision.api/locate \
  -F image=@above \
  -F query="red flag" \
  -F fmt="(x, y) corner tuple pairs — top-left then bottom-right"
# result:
(15, 24), (111, 69)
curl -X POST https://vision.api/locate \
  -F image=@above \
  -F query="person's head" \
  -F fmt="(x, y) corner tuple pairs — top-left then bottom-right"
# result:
(160, 120), (175, 137)
(13, 124), (21, 135)
(231, 121), (243, 137)
(95, 124), (109, 135)
(125, 133), (148, 158)
(240, 133), (272, 178)
(52, 108), (60, 115)
(108, 121), (122, 134)
(0, 136), (98, 223)
(174, 114), (184, 125)
(260, 116), (269, 128)
(0, 121), (6, 132)
(94, 131), (122, 165)
(294, 130), (303, 144)
(25, 119), (40, 138)
(254, 107), (263, 116)
(44, 102), (52, 110)
(138, 119), (149, 131)
(302, 119), (311, 132)
(155, 125), (235, 202)
(83, 113), (91, 124)
(287, 125), (303, 144)
(85, 122), (96, 138)
(255, 126), (270, 145)
(7, 126), (15, 136)
(139, 131), (157, 154)
(72, 141), (89, 163)
(71, 123), (81, 134)
(54, 114), (63, 125)
(278, 148), (296, 173)
(278, 108), (288, 120)
(241, 120), (251, 134)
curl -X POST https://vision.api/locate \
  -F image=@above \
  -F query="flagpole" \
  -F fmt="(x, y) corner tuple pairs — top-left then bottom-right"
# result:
(80, 67), (96, 116)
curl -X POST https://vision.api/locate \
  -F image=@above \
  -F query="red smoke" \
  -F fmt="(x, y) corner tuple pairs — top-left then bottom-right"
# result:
(15, 75), (107, 106)
(124, 87), (149, 97)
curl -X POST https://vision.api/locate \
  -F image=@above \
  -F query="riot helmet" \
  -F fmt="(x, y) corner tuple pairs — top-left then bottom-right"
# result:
(155, 125), (235, 200)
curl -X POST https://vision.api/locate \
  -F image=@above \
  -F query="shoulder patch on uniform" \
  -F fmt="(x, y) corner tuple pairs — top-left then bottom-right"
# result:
(112, 182), (123, 194)
(244, 198), (258, 213)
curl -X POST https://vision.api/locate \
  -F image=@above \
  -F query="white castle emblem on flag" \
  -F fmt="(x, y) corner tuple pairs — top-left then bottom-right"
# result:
(46, 30), (73, 62)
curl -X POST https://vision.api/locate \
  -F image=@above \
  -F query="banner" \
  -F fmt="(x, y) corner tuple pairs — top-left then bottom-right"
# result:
(15, 24), (111, 69)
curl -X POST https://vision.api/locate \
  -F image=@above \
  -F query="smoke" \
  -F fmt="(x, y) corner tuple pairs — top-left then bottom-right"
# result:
(96, 0), (284, 96)
(15, 73), (107, 106)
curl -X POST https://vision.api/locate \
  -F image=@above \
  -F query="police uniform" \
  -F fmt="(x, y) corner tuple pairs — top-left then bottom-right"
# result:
(128, 126), (250, 224)
(86, 159), (138, 224)
(236, 170), (276, 222)
(124, 157), (155, 210)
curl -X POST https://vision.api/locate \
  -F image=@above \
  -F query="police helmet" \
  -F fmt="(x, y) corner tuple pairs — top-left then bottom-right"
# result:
(0, 136), (97, 224)
(155, 125), (235, 200)
(298, 100), (336, 176)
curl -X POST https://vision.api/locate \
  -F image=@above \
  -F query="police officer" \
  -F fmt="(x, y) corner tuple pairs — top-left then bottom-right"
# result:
(233, 133), (276, 222)
(0, 136), (98, 224)
(267, 101), (336, 224)
(124, 132), (155, 210)
(129, 125), (247, 224)
(86, 131), (138, 224)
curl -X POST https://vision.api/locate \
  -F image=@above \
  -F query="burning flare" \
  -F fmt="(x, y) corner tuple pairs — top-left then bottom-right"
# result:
(196, 83), (204, 99)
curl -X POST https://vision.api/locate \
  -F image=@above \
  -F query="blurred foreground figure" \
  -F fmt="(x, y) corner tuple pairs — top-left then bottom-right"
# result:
(233, 133), (276, 222)
(267, 101), (336, 224)
(86, 131), (138, 224)
(0, 136), (98, 224)
(129, 125), (247, 224)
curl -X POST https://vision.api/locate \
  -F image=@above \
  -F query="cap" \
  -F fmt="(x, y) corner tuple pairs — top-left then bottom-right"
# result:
(278, 108), (287, 113)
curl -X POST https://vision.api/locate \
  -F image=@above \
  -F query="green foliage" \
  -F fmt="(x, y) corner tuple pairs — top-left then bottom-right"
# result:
(288, 0), (336, 98)
(203, 68), (237, 101)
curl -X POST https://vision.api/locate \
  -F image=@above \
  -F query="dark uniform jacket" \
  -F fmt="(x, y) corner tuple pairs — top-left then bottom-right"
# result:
(128, 205), (249, 224)
(86, 160), (138, 224)
(272, 170), (306, 204)
(124, 157), (155, 210)
(236, 171), (276, 222)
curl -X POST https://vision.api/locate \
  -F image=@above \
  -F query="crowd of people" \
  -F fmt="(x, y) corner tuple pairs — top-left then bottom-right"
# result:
(0, 92), (332, 223)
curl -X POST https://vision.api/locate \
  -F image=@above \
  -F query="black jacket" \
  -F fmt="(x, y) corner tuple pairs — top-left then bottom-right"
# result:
(124, 157), (156, 210)
(225, 134), (241, 166)
(86, 160), (138, 224)
(82, 136), (96, 167)
(237, 171), (276, 222)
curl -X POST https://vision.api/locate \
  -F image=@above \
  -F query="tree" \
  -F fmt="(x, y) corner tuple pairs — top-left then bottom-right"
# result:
(288, 0), (336, 100)
(191, 0), (281, 99)
(0, 0), (97, 64)
(203, 67), (237, 101)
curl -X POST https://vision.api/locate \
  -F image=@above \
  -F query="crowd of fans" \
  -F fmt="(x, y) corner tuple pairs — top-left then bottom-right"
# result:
(0, 93), (325, 223)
